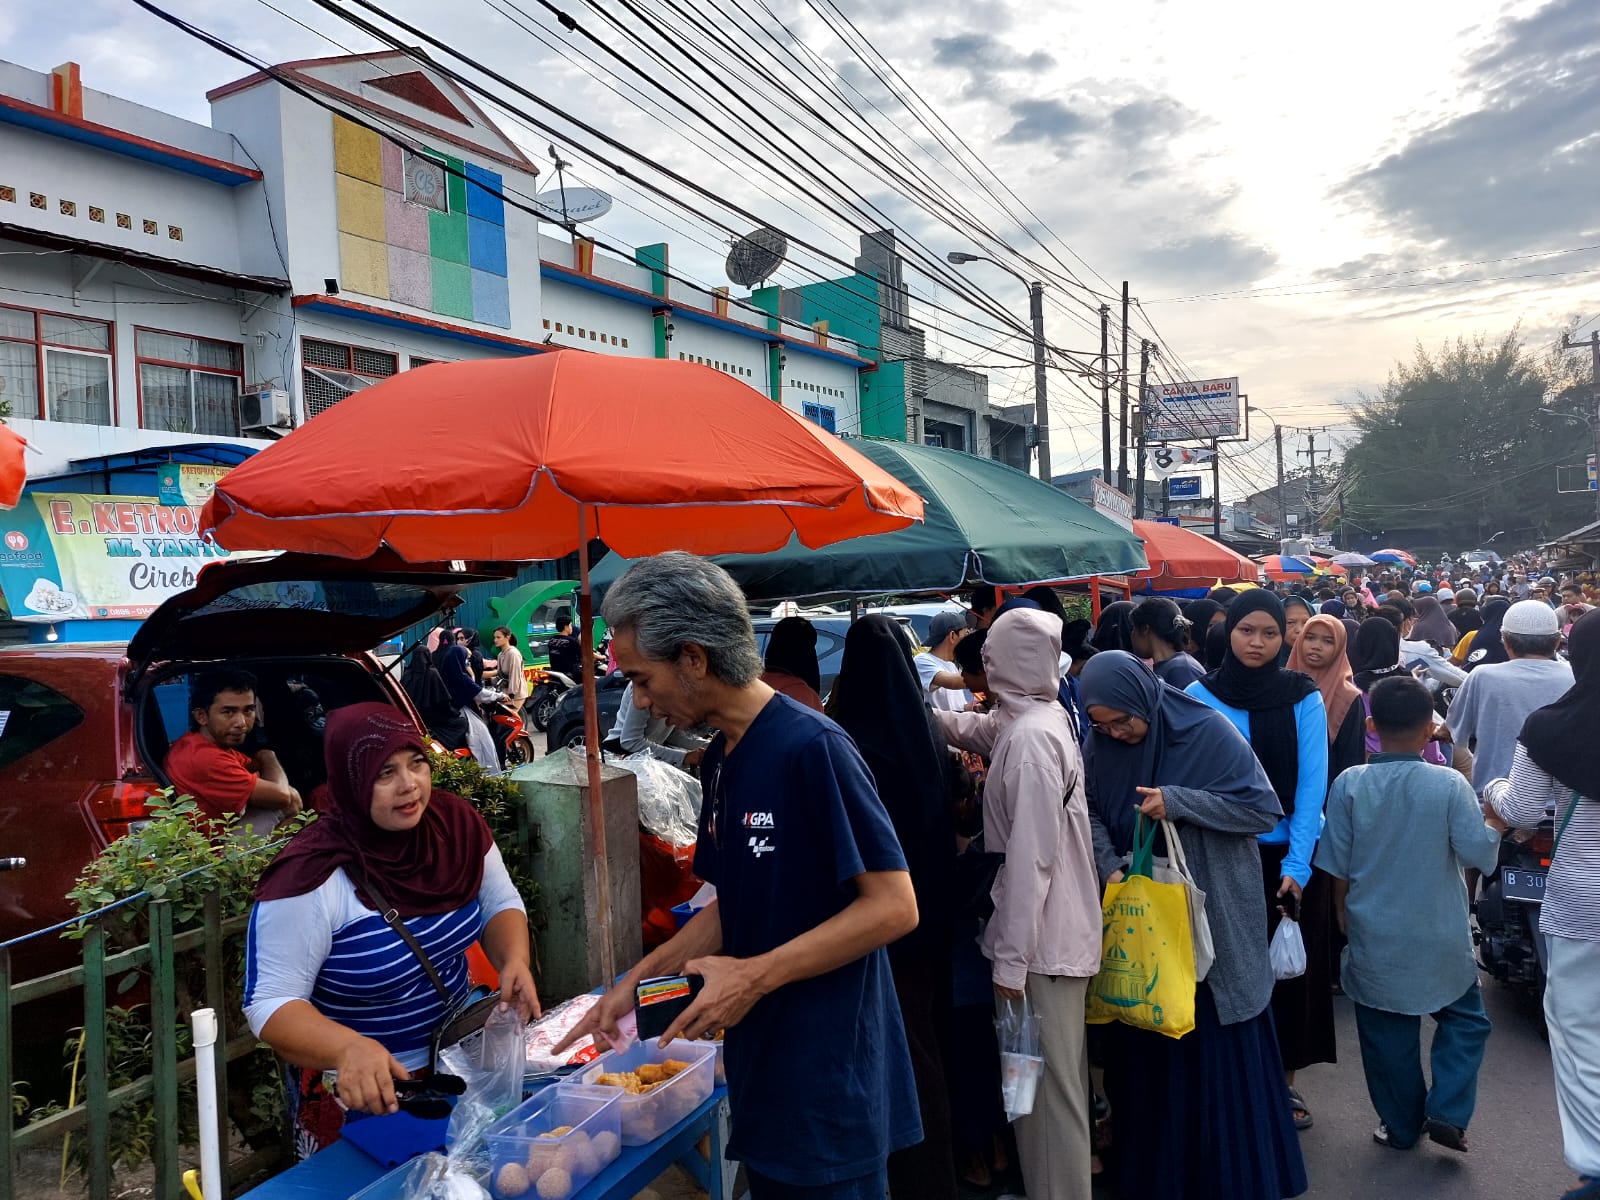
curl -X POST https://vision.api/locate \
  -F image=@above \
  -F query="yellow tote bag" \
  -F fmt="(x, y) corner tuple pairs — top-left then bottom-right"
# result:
(1085, 815), (1197, 1038)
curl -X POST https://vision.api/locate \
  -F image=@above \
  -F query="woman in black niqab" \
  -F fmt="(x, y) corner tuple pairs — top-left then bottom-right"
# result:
(827, 614), (959, 1200)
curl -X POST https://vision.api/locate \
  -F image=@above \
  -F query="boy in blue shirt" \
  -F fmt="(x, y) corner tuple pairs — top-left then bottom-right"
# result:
(1315, 675), (1501, 1153)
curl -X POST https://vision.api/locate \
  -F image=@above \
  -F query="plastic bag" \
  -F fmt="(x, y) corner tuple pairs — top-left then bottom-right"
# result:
(1270, 917), (1307, 981)
(394, 1151), (491, 1200)
(609, 751), (702, 847)
(438, 1002), (527, 1158)
(993, 994), (1043, 1121)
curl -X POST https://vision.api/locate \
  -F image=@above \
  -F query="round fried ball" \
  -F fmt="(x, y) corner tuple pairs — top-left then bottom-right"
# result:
(535, 1166), (573, 1200)
(494, 1162), (531, 1199)
(591, 1130), (621, 1166)
(569, 1138), (599, 1179)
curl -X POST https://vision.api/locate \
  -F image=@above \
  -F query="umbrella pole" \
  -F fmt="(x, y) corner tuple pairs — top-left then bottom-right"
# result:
(576, 507), (617, 984)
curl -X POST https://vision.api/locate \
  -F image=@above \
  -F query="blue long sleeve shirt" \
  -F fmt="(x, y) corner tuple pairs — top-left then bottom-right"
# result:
(1184, 683), (1330, 886)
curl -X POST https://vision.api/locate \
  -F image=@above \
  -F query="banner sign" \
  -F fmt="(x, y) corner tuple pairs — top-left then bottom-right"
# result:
(1144, 378), (1241, 442)
(1166, 475), (1202, 499)
(1091, 477), (1135, 531)
(0, 492), (245, 621)
(157, 463), (229, 508)
(1146, 444), (1217, 478)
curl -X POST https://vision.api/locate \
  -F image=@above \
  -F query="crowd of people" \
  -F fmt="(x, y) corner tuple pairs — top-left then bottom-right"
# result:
(211, 545), (1596, 1200)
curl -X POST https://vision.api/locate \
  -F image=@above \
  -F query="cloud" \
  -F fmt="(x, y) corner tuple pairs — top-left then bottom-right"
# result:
(1336, 0), (1600, 256)
(929, 32), (1054, 75)
(1001, 97), (1092, 145)
(1135, 233), (1278, 288)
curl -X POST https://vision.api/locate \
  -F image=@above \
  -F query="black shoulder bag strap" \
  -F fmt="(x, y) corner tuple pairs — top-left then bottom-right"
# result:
(353, 869), (453, 1005)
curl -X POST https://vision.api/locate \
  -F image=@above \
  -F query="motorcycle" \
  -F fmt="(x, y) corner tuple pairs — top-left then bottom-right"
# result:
(1473, 817), (1554, 996)
(525, 665), (578, 733)
(481, 693), (535, 768)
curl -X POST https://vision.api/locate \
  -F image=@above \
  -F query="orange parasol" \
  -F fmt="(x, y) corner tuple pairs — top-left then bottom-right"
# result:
(1132, 520), (1259, 592)
(201, 352), (924, 978)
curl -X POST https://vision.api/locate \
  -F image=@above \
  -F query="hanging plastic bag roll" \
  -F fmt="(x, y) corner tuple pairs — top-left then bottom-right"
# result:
(1269, 916), (1307, 981)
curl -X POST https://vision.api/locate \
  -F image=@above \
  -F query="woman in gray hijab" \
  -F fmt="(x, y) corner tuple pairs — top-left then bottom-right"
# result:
(1080, 651), (1305, 1200)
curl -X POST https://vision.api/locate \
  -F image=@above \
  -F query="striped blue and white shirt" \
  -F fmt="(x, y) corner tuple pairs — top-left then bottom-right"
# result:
(244, 845), (525, 1069)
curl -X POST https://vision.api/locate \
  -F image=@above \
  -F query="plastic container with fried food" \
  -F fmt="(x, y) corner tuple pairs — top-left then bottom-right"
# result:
(563, 1039), (716, 1146)
(483, 1084), (623, 1199)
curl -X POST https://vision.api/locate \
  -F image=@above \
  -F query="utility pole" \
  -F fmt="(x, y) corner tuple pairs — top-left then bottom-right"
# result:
(1559, 330), (1600, 519)
(1134, 339), (1152, 518)
(1297, 428), (1333, 535)
(1211, 439), (1222, 539)
(1099, 304), (1112, 483)
(1028, 281), (1051, 484)
(1118, 281), (1130, 491)
(1274, 424), (1288, 538)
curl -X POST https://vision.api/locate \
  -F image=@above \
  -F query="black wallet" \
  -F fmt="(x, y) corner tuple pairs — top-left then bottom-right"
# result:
(634, 974), (704, 1040)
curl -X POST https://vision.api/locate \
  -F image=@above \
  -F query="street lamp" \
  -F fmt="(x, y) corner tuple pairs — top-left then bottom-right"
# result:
(947, 251), (1051, 483)
(1247, 404), (1290, 540)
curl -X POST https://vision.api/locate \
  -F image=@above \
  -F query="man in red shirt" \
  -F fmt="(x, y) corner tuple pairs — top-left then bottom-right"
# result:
(165, 669), (302, 833)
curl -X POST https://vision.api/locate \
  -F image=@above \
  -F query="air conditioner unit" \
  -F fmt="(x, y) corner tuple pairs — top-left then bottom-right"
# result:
(241, 389), (292, 432)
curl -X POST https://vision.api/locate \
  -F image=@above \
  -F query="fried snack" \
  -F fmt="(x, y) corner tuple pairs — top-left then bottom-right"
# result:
(494, 1162), (532, 1198)
(595, 1071), (646, 1095)
(535, 1166), (573, 1200)
(592, 1130), (621, 1165)
(538, 1125), (575, 1138)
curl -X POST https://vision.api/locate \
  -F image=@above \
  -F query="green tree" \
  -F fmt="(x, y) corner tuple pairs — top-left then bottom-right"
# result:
(1340, 329), (1592, 553)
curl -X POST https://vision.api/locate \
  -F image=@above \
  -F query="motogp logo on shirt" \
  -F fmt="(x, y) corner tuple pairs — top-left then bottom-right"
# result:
(748, 836), (775, 858)
(742, 812), (776, 829)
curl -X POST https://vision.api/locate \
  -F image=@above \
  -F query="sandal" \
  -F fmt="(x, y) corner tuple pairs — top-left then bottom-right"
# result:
(1424, 1117), (1469, 1153)
(1288, 1087), (1313, 1131)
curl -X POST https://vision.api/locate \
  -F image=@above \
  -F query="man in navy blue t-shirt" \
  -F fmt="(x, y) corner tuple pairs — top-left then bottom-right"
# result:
(556, 553), (923, 1198)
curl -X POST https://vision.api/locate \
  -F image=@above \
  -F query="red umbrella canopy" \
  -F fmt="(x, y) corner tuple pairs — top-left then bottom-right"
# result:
(1132, 520), (1259, 590)
(201, 353), (923, 559)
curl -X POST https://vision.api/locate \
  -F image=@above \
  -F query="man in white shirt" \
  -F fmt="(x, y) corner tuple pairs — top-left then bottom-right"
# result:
(913, 611), (973, 713)
(1447, 600), (1574, 794)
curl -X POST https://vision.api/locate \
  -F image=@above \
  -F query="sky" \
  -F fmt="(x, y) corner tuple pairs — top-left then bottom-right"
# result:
(4, 0), (1597, 496)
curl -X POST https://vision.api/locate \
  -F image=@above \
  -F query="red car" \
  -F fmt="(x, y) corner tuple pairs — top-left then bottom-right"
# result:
(0, 550), (513, 987)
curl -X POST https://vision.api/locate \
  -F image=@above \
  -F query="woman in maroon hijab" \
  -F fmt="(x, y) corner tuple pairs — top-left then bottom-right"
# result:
(244, 703), (537, 1155)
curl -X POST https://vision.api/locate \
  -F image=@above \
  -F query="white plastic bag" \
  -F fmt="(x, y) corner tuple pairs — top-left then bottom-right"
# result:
(609, 751), (702, 847)
(994, 994), (1044, 1121)
(438, 1003), (527, 1155)
(1147, 819), (1216, 982)
(1269, 917), (1307, 981)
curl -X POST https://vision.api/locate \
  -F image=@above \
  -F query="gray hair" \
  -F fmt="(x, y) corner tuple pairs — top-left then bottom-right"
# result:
(1504, 632), (1560, 659)
(601, 552), (764, 686)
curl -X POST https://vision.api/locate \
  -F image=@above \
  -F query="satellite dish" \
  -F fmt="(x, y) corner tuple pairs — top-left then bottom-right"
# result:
(531, 185), (613, 225)
(726, 226), (788, 287)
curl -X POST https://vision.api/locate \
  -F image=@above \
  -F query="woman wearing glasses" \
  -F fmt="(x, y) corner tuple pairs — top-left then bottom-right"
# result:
(1186, 590), (1335, 1133)
(1081, 651), (1305, 1200)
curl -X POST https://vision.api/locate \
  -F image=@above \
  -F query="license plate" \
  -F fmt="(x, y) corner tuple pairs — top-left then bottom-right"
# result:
(1502, 867), (1547, 904)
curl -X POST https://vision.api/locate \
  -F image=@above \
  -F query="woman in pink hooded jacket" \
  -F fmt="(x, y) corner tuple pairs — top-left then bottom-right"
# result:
(932, 606), (1101, 1200)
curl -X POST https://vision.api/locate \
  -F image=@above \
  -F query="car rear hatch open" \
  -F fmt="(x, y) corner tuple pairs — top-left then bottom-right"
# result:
(124, 548), (518, 695)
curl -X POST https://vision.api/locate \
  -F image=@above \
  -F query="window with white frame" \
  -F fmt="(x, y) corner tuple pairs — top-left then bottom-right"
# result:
(136, 329), (245, 436)
(301, 338), (398, 419)
(0, 305), (113, 425)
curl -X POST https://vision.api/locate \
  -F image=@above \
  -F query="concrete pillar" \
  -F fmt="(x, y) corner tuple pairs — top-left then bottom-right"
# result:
(506, 752), (642, 1005)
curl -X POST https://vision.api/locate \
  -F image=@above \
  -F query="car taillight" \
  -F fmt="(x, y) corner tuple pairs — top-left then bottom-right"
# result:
(86, 780), (166, 843)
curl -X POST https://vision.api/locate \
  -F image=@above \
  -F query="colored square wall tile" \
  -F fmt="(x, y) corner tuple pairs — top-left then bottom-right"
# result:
(468, 216), (507, 276)
(471, 269), (511, 329)
(388, 245), (432, 309)
(429, 209), (469, 264)
(444, 154), (468, 216)
(339, 232), (390, 299)
(385, 191), (430, 252)
(432, 260), (473, 320)
(332, 116), (383, 185)
(336, 174), (386, 241)
(465, 163), (504, 225)
(381, 138), (403, 193)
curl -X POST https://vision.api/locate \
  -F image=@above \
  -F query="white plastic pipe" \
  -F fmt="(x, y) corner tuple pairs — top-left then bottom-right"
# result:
(190, 1007), (223, 1200)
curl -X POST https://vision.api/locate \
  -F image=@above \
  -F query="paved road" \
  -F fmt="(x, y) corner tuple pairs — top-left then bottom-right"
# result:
(1294, 978), (1571, 1198)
